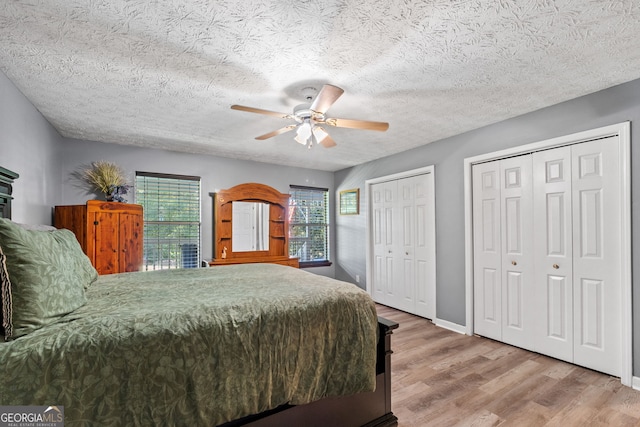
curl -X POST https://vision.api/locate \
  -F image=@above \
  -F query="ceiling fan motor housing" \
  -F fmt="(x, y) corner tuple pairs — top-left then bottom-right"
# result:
(293, 103), (324, 123)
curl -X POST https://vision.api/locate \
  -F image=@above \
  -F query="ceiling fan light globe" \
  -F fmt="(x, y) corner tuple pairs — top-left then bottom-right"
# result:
(295, 121), (313, 145)
(312, 126), (329, 143)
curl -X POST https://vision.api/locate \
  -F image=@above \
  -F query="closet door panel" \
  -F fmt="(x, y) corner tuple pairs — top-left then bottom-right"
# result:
(384, 183), (403, 307)
(500, 155), (534, 350)
(371, 182), (392, 304)
(571, 136), (621, 376)
(398, 177), (415, 312)
(413, 174), (435, 318)
(533, 146), (573, 362)
(472, 161), (502, 340)
(414, 191), (429, 316)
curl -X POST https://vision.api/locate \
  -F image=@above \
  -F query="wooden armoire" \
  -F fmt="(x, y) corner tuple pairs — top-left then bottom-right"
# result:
(55, 200), (144, 275)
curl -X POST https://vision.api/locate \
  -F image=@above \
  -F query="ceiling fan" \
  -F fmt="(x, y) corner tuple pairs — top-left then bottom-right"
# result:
(230, 84), (389, 149)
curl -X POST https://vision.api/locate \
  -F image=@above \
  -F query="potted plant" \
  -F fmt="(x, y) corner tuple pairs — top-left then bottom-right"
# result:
(83, 161), (131, 202)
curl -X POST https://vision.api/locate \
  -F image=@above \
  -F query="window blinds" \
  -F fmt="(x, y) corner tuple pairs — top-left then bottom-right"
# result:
(289, 185), (330, 263)
(135, 172), (201, 270)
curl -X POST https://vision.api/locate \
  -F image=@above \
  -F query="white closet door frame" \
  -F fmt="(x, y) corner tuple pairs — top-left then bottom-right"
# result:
(366, 165), (437, 320)
(463, 121), (631, 386)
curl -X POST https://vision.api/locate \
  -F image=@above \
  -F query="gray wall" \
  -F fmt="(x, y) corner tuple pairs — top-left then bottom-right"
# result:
(0, 71), (64, 224)
(334, 77), (640, 373)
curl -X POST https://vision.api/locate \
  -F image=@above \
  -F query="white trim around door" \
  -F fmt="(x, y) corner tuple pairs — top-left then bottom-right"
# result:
(463, 121), (631, 386)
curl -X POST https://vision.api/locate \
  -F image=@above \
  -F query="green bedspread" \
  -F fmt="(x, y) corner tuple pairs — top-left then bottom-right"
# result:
(0, 263), (378, 426)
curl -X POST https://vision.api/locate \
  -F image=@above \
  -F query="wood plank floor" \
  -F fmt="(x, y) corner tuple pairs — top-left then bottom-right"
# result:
(376, 304), (640, 427)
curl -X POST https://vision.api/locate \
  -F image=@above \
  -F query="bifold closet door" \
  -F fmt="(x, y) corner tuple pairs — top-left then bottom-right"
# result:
(472, 161), (502, 341)
(472, 155), (533, 349)
(371, 174), (435, 318)
(474, 136), (621, 377)
(499, 156), (534, 351)
(532, 146), (574, 362)
(371, 180), (402, 309)
(571, 137), (621, 376)
(534, 137), (621, 376)
(398, 174), (432, 317)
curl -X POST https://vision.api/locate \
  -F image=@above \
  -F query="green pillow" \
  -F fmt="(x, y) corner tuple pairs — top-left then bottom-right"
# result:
(0, 218), (98, 339)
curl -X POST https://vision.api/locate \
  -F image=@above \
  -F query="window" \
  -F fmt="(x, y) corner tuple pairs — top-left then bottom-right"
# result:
(289, 185), (330, 267)
(135, 172), (201, 270)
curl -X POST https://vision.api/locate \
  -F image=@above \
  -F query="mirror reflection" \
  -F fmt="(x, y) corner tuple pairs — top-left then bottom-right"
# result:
(232, 202), (270, 252)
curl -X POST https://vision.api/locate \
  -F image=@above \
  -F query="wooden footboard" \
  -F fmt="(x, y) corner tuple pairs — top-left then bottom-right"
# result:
(221, 317), (399, 427)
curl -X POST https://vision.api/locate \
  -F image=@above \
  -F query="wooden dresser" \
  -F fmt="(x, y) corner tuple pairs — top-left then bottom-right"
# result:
(209, 256), (299, 268)
(0, 166), (18, 219)
(55, 200), (144, 275)
(209, 183), (299, 268)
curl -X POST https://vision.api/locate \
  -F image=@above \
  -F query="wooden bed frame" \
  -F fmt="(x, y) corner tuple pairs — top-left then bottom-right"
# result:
(2, 168), (398, 426)
(221, 317), (399, 427)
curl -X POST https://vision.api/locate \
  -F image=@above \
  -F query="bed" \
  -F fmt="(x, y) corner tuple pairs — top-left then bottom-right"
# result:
(0, 171), (398, 426)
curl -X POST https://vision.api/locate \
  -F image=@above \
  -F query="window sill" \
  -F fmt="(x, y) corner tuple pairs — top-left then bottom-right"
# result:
(299, 260), (332, 268)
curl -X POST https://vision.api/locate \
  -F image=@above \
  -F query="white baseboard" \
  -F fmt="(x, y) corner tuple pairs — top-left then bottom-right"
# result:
(434, 318), (466, 335)
(632, 376), (640, 390)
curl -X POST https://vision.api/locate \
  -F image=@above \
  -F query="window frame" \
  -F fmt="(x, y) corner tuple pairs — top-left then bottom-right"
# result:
(288, 185), (331, 268)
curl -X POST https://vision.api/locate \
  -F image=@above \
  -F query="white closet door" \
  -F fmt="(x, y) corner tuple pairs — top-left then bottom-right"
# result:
(500, 155), (534, 351)
(370, 172), (436, 319)
(396, 174), (435, 316)
(473, 136), (623, 377)
(571, 136), (621, 376)
(412, 174), (435, 318)
(533, 146), (574, 362)
(371, 181), (387, 304)
(371, 181), (402, 308)
(398, 177), (416, 313)
(472, 161), (502, 341)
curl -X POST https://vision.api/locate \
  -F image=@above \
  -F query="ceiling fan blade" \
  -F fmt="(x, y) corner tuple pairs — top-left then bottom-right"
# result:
(319, 133), (337, 148)
(231, 104), (292, 119)
(255, 125), (297, 140)
(312, 126), (337, 148)
(310, 84), (344, 114)
(324, 117), (389, 132)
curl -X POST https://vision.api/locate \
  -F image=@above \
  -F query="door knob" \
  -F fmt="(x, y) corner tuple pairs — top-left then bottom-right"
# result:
(511, 261), (517, 266)
(553, 264), (559, 269)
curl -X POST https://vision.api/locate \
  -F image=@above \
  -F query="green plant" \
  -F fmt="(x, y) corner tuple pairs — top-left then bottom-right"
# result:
(83, 161), (127, 195)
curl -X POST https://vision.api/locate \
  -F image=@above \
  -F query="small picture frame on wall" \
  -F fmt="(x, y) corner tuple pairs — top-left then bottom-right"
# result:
(339, 188), (359, 215)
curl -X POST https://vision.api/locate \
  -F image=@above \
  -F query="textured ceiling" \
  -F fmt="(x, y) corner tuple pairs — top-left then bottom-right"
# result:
(2, 1), (640, 171)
